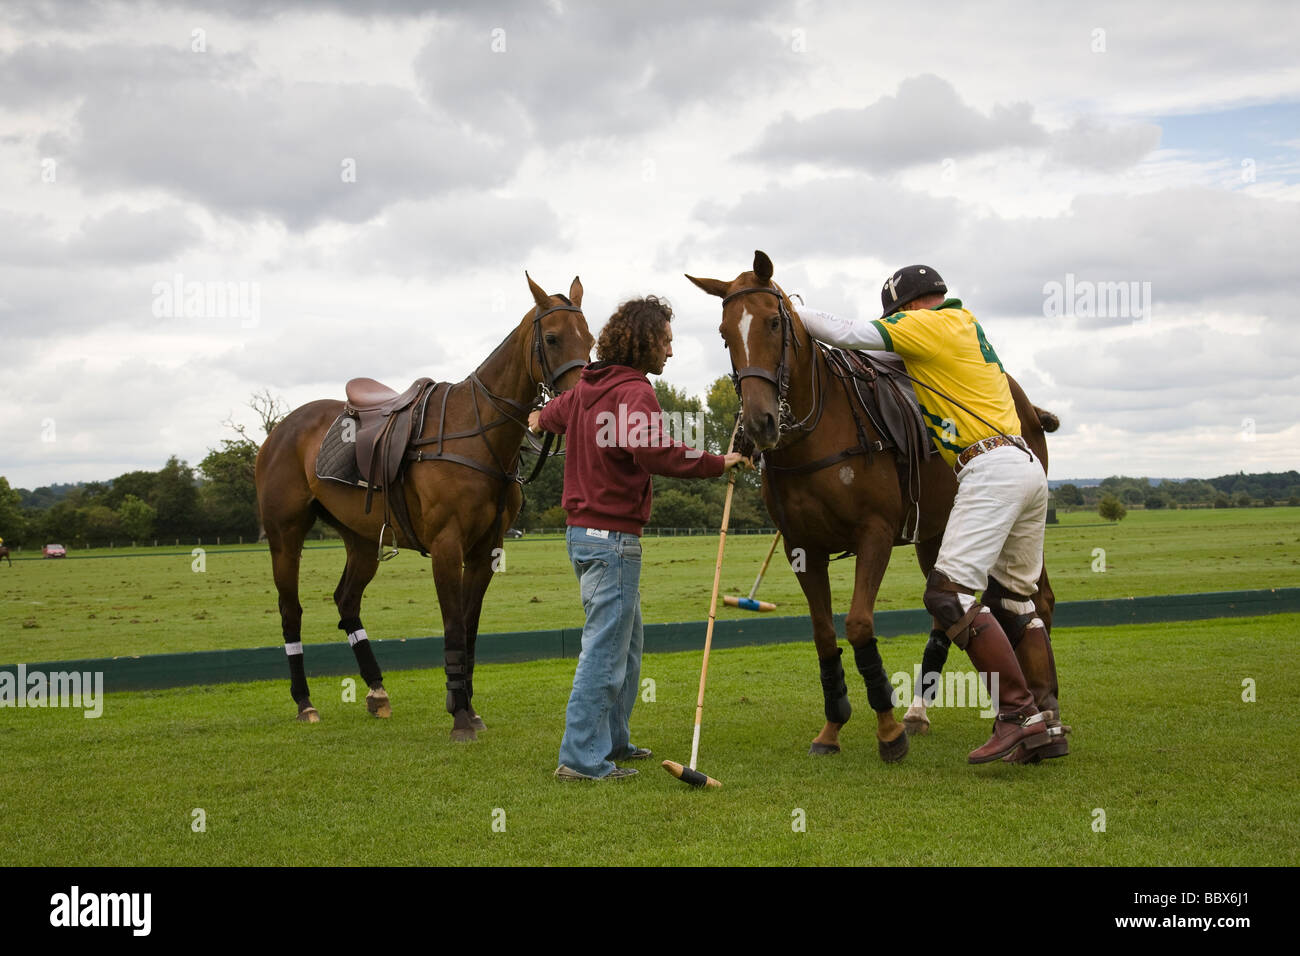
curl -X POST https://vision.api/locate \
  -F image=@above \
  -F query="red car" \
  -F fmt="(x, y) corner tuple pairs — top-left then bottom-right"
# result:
(42, 544), (67, 558)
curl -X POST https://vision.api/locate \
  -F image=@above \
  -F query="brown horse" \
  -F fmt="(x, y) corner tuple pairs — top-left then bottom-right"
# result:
(255, 273), (594, 739)
(687, 251), (1060, 761)
(0, 545), (10, 567)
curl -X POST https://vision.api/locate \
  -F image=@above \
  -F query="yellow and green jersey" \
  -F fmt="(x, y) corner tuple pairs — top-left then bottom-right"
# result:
(871, 298), (1020, 466)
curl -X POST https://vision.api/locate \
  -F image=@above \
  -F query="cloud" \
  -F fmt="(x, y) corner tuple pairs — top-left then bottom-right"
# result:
(687, 179), (1300, 323)
(345, 193), (562, 274)
(4, 42), (518, 228)
(742, 74), (1046, 173)
(413, 0), (802, 146)
(1048, 115), (1162, 170)
(0, 206), (204, 268)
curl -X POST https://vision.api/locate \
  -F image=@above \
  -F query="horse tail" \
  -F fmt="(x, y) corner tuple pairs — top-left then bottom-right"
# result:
(1033, 406), (1060, 433)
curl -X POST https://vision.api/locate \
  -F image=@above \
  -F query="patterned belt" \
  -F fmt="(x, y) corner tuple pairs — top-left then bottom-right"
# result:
(955, 434), (1029, 472)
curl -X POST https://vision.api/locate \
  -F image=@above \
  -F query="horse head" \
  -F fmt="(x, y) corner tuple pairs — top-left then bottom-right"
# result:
(524, 272), (595, 397)
(686, 250), (803, 451)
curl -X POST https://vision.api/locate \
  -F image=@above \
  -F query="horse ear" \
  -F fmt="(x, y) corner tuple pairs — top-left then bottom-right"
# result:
(569, 275), (583, 308)
(685, 274), (731, 298)
(525, 270), (550, 311)
(753, 250), (774, 284)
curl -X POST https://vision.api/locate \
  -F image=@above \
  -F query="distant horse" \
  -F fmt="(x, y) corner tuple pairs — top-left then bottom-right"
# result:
(688, 251), (1061, 761)
(255, 274), (593, 739)
(0, 545), (10, 567)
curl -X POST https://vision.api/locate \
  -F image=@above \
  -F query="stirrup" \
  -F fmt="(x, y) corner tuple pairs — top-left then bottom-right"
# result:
(377, 523), (399, 561)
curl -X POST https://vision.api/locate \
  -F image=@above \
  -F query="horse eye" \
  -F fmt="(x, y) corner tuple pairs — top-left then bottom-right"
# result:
(545, 334), (558, 346)
(770, 316), (780, 331)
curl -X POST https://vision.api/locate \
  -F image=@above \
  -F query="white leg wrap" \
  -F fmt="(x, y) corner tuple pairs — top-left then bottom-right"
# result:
(346, 628), (368, 647)
(284, 642), (303, 656)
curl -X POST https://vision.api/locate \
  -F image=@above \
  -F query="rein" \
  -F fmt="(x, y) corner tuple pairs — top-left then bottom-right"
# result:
(721, 285), (824, 442)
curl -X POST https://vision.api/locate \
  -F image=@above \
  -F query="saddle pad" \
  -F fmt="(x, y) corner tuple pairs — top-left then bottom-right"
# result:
(315, 413), (366, 488)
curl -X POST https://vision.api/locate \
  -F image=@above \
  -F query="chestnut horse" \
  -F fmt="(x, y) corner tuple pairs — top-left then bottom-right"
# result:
(688, 251), (1059, 761)
(255, 273), (593, 739)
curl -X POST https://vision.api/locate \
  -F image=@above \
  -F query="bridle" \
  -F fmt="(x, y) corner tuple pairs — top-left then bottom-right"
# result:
(720, 284), (822, 440)
(530, 295), (589, 402)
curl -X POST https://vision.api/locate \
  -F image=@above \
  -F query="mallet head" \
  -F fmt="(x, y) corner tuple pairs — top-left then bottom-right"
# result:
(662, 759), (722, 789)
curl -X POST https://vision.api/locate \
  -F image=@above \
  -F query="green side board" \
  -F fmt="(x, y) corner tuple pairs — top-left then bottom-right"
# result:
(3, 589), (1296, 693)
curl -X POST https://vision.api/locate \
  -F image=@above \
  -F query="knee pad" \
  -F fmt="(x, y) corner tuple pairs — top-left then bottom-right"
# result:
(983, 577), (1039, 648)
(818, 648), (852, 725)
(923, 570), (980, 649)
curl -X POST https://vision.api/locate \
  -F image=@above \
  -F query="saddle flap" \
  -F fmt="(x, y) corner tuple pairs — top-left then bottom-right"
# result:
(857, 352), (932, 461)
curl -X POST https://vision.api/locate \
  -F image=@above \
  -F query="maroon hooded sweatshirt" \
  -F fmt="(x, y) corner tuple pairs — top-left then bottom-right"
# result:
(537, 362), (725, 535)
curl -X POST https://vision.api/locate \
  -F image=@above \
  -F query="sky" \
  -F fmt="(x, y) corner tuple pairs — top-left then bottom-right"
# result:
(1, 0), (1298, 489)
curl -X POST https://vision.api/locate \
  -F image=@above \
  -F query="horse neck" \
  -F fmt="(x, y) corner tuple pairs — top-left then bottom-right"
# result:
(463, 317), (536, 449)
(774, 303), (828, 447)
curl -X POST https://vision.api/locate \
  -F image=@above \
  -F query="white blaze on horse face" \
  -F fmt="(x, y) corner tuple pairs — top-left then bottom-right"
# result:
(736, 308), (754, 366)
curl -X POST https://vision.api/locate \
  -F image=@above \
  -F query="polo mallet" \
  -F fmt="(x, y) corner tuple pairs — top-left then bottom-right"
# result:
(662, 419), (743, 789)
(722, 530), (781, 612)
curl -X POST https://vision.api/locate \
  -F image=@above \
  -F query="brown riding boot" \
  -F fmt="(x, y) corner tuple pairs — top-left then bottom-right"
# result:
(1004, 621), (1069, 762)
(962, 611), (1050, 764)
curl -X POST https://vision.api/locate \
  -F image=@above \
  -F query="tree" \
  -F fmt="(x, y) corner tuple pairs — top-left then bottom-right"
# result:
(0, 477), (27, 544)
(1098, 494), (1126, 522)
(1214, 493), (1231, 509)
(224, 388), (288, 442)
(104, 470), (157, 509)
(199, 440), (260, 537)
(1145, 493), (1167, 510)
(117, 494), (156, 541)
(1234, 492), (1252, 508)
(151, 456), (200, 538)
(650, 489), (711, 528)
(704, 376), (740, 455)
(1055, 483), (1082, 507)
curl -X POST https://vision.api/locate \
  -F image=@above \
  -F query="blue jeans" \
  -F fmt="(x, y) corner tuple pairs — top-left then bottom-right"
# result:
(557, 526), (644, 777)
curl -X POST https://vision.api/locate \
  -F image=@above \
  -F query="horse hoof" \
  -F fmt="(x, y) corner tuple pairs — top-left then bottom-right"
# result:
(878, 731), (909, 763)
(808, 741), (841, 755)
(450, 710), (477, 742)
(470, 714), (487, 731)
(903, 715), (930, 736)
(296, 707), (320, 723)
(366, 689), (392, 719)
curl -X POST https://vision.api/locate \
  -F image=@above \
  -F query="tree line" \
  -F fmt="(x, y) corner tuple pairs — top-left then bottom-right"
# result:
(1056, 472), (1300, 513)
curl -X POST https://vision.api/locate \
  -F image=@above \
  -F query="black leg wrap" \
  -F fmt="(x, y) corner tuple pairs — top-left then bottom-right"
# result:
(444, 648), (469, 715)
(337, 616), (363, 635)
(818, 648), (852, 725)
(287, 652), (309, 704)
(351, 640), (383, 689)
(466, 650), (475, 703)
(853, 640), (896, 713)
(919, 629), (950, 704)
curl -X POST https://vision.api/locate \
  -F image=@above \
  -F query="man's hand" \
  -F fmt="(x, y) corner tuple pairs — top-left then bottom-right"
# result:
(724, 452), (754, 471)
(528, 410), (543, 435)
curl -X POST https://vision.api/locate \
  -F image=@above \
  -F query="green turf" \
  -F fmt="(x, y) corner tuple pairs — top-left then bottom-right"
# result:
(3, 507), (1298, 663)
(0, 613), (1295, 866)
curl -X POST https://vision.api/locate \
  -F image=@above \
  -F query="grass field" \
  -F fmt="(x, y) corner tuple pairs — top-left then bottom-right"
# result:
(1, 613), (1295, 866)
(4, 508), (1299, 663)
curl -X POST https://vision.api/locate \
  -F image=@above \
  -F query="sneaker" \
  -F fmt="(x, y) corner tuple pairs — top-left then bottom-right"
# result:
(554, 764), (639, 782)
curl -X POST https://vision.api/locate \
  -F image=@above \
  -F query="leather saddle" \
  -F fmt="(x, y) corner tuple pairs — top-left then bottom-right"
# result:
(344, 377), (436, 489)
(341, 376), (439, 556)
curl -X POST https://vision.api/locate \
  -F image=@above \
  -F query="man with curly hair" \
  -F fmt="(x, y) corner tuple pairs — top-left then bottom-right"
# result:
(529, 296), (748, 781)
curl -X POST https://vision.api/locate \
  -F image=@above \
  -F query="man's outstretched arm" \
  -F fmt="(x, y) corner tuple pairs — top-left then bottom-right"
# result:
(798, 306), (888, 351)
